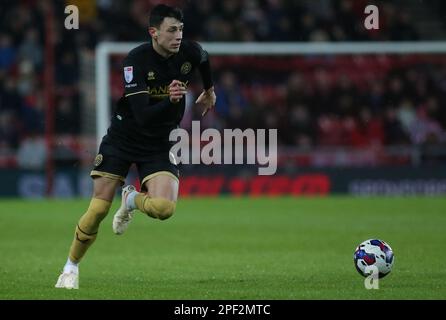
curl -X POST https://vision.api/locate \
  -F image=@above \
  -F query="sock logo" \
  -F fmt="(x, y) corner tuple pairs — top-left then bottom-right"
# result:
(75, 232), (90, 244)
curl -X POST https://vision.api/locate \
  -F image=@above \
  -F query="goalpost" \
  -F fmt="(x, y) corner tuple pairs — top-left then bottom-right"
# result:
(95, 41), (446, 149)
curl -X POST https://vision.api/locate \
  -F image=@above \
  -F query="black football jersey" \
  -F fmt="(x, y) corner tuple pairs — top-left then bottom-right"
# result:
(102, 39), (212, 159)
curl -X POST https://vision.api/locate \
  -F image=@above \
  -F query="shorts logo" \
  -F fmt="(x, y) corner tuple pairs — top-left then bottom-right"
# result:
(181, 62), (192, 75)
(147, 71), (155, 80)
(94, 154), (103, 167)
(124, 66), (133, 83)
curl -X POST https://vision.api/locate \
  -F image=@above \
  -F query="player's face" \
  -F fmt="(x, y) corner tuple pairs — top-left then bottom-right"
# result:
(157, 17), (184, 54)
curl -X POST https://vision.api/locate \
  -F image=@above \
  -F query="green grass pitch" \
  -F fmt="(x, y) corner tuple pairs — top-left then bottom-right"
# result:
(0, 197), (445, 299)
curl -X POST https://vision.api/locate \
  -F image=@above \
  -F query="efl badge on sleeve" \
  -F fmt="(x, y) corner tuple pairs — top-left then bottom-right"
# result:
(124, 66), (134, 83)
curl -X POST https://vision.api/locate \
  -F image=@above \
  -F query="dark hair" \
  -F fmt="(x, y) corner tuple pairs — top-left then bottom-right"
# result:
(149, 4), (183, 28)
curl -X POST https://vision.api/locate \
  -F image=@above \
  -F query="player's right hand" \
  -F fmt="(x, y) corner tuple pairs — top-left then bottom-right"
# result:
(168, 80), (187, 104)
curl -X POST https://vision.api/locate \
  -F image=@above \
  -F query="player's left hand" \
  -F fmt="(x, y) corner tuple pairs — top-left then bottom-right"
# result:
(195, 87), (216, 117)
(169, 80), (187, 104)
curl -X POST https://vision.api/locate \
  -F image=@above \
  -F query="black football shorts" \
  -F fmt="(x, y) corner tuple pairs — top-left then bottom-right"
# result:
(90, 140), (179, 189)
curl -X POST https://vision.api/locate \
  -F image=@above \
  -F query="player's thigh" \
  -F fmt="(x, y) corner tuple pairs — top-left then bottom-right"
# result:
(136, 151), (180, 201)
(92, 176), (122, 202)
(143, 174), (179, 202)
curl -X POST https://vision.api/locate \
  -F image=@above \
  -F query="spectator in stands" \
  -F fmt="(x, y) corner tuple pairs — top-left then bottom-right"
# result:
(286, 104), (315, 147)
(56, 51), (79, 87)
(215, 71), (248, 117)
(0, 110), (20, 151)
(389, 11), (419, 41)
(18, 29), (43, 72)
(21, 90), (45, 135)
(397, 98), (417, 133)
(17, 133), (46, 169)
(409, 108), (445, 145)
(55, 96), (81, 135)
(382, 107), (411, 145)
(0, 34), (16, 71)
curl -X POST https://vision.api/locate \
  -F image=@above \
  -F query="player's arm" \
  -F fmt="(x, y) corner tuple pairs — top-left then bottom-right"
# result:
(191, 42), (216, 117)
(122, 56), (185, 125)
(127, 81), (186, 126)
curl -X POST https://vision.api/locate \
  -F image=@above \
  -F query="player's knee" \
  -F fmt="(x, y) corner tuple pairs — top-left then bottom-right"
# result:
(151, 198), (176, 220)
(79, 198), (112, 232)
(89, 198), (111, 219)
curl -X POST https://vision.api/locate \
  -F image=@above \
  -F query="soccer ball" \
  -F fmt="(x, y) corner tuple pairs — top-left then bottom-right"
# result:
(353, 239), (394, 278)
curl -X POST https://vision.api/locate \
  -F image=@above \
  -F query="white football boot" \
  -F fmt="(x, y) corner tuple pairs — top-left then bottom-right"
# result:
(112, 185), (136, 235)
(55, 272), (79, 289)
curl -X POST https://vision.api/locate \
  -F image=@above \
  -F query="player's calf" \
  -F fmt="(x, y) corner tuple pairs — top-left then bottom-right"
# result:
(70, 198), (111, 261)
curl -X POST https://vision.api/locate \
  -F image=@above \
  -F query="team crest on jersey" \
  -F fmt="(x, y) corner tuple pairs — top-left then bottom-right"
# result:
(147, 71), (155, 80)
(181, 62), (192, 74)
(124, 66), (133, 83)
(94, 154), (103, 167)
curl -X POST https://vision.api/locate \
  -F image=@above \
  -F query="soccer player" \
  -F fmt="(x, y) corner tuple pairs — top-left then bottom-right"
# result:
(55, 4), (216, 289)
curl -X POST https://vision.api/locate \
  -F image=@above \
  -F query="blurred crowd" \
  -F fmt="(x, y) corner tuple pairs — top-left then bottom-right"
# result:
(1, 0), (446, 168)
(190, 56), (446, 149)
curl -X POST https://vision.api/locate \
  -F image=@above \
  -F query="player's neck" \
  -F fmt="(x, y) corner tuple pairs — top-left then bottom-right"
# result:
(152, 41), (174, 59)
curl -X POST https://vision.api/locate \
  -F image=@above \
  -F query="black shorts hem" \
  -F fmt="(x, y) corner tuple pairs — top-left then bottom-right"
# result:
(90, 170), (126, 185)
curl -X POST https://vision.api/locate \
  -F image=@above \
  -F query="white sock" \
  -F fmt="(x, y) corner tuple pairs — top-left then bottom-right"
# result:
(126, 190), (138, 210)
(63, 257), (79, 274)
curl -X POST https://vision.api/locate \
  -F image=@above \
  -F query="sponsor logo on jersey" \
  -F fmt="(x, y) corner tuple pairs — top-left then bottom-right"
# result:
(148, 81), (189, 98)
